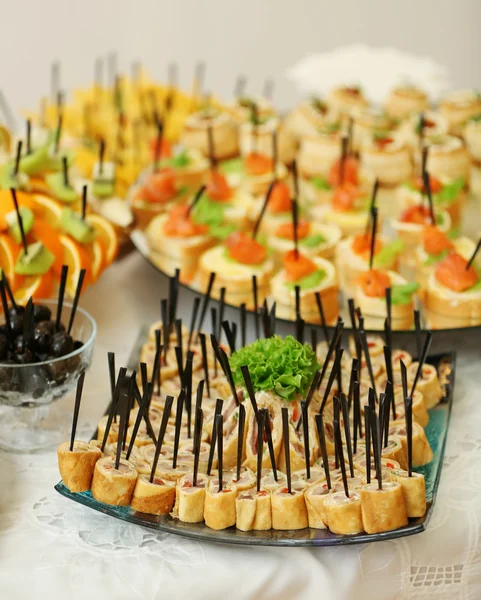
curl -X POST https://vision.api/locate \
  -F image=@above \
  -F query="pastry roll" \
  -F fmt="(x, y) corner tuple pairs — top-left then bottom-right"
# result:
(244, 395), (282, 471)
(389, 422), (433, 466)
(407, 362), (443, 409)
(417, 134), (470, 182)
(323, 491), (363, 534)
(130, 474), (176, 515)
(438, 89), (481, 135)
(204, 478), (237, 530)
(153, 459), (192, 482)
(271, 487), (308, 530)
(359, 135), (412, 189)
(381, 436), (408, 471)
(284, 98), (331, 139)
(177, 441), (212, 473)
(225, 466), (256, 492)
(172, 472), (209, 523)
(57, 441), (102, 493)
(235, 489), (272, 531)
(394, 389), (429, 428)
(297, 121), (344, 179)
(304, 481), (330, 529)
(327, 85), (368, 119)
(260, 469), (288, 493)
(181, 109), (239, 160)
(97, 416), (119, 445)
(384, 85), (429, 120)
(91, 457), (138, 506)
(389, 469), (427, 518)
(239, 117), (297, 164)
(360, 481), (408, 533)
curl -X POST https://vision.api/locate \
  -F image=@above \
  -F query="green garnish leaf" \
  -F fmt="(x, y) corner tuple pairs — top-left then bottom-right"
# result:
(209, 222), (236, 240)
(310, 176), (331, 191)
(468, 278), (481, 291)
(220, 157), (244, 176)
(373, 239), (404, 267)
(319, 122), (340, 135)
(390, 282), (419, 305)
(285, 269), (326, 290)
(447, 227), (460, 240)
(433, 178), (465, 205)
(192, 195), (225, 227)
(166, 151), (191, 168)
(229, 335), (320, 401)
(301, 234), (326, 248)
(424, 248), (450, 265)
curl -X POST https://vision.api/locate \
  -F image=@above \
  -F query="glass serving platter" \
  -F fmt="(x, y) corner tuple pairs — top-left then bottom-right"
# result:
(55, 331), (456, 547)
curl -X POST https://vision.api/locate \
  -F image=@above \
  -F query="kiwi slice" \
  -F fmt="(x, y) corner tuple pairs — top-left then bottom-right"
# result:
(92, 180), (115, 198)
(14, 241), (55, 276)
(6, 207), (34, 244)
(59, 208), (97, 244)
(0, 164), (29, 190)
(45, 173), (78, 203)
(19, 144), (50, 176)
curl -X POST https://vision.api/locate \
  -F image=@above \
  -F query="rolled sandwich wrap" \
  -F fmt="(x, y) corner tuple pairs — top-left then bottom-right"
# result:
(204, 478), (237, 530)
(389, 422), (433, 466)
(172, 472), (209, 523)
(323, 491), (363, 535)
(177, 441), (212, 473)
(389, 469), (427, 518)
(225, 466), (257, 492)
(292, 466), (326, 486)
(97, 416), (119, 445)
(244, 395), (282, 471)
(278, 409), (320, 473)
(271, 487), (308, 530)
(91, 457), (138, 506)
(305, 481), (330, 529)
(153, 459), (192, 482)
(130, 474), (176, 515)
(57, 441), (102, 493)
(360, 481), (408, 533)
(181, 110), (239, 160)
(235, 489), (272, 531)
(407, 362), (443, 409)
(260, 469), (288, 493)
(221, 397), (246, 469)
(381, 436), (408, 471)
(394, 389), (429, 428)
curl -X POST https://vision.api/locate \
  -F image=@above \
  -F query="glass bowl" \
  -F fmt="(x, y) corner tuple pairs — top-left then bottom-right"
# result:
(0, 299), (96, 452)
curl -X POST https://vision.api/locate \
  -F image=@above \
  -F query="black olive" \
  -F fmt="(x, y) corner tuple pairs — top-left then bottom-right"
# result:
(9, 305), (25, 317)
(13, 335), (25, 354)
(15, 349), (34, 364)
(34, 304), (52, 322)
(51, 332), (74, 358)
(33, 326), (52, 353)
(9, 313), (24, 335)
(73, 340), (83, 350)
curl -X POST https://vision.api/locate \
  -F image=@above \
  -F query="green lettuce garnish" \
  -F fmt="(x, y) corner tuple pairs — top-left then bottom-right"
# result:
(220, 157), (244, 176)
(301, 234), (327, 248)
(447, 227), (460, 240)
(165, 151), (191, 168)
(229, 335), (320, 401)
(310, 176), (331, 191)
(424, 249), (450, 266)
(390, 283), (419, 305)
(319, 122), (340, 135)
(192, 195), (236, 240)
(433, 178), (464, 205)
(468, 279), (481, 291)
(285, 269), (326, 290)
(373, 239), (404, 268)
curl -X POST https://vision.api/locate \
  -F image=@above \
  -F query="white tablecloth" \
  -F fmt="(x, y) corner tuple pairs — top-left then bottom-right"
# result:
(0, 252), (480, 600)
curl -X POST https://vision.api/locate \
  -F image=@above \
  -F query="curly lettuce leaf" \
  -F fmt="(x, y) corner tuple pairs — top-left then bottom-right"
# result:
(373, 239), (404, 267)
(229, 335), (320, 401)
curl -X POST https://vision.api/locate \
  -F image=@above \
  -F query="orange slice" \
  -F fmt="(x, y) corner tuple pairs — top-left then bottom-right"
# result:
(28, 221), (64, 274)
(30, 194), (63, 227)
(85, 213), (119, 264)
(58, 234), (92, 297)
(15, 272), (54, 304)
(0, 234), (23, 292)
(85, 239), (105, 283)
(0, 190), (34, 231)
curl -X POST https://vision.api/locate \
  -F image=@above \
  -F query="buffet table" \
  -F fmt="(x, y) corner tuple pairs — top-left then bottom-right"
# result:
(0, 251), (480, 600)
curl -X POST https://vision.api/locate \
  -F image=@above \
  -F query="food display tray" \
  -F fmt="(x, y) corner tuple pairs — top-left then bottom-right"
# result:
(55, 330), (456, 547)
(129, 228), (481, 335)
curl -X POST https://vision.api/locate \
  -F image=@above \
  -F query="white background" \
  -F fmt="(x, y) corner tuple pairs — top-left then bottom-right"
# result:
(2, 0), (481, 113)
